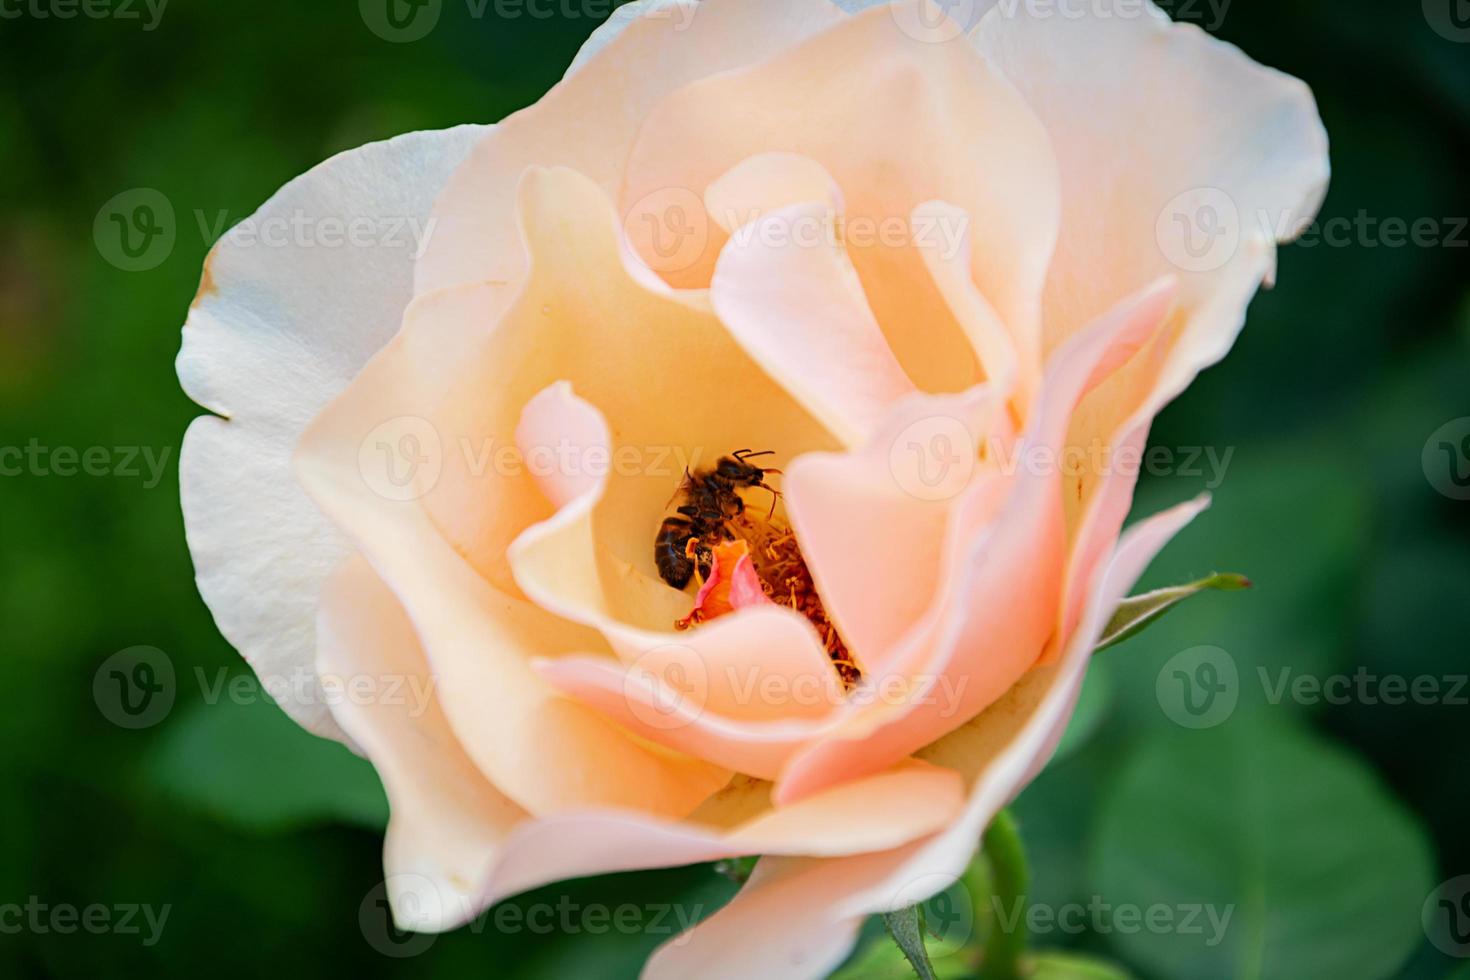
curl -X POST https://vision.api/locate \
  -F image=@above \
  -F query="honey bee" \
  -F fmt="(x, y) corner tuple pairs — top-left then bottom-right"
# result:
(654, 449), (781, 590)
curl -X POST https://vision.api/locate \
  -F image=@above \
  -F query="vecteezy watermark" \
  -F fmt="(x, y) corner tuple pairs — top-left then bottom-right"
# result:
(622, 192), (973, 276)
(359, 874), (704, 957)
(1159, 190), (1470, 273)
(194, 207), (439, 256)
(622, 643), (972, 732)
(1424, 875), (1470, 958)
(888, 0), (1231, 44)
(1156, 187), (1242, 274)
(1423, 0), (1470, 42)
(1157, 647), (1470, 729)
(95, 189), (441, 272)
(887, 872), (977, 952)
(0, 898), (171, 946)
(357, 417), (708, 502)
(0, 439), (172, 488)
(94, 188), (176, 272)
(990, 896), (1235, 947)
(1259, 666), (1468, 708)
(0, 0), (167, 30)
(885, 416), (1236, 503)
(990, 0), (1229, 30)
(94, 649), (440, 729)
(1156, 646), (1240, 729)
(359, 0), (697, 44)
(1423, 417), (1470, 501)
(93, 646), (176, 729)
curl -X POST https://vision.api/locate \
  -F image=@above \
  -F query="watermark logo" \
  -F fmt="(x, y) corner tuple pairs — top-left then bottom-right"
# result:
(94, 188), (175, 272)
(889, 415), (977, 502)
(624, 643), (710, 732)
(624, 186), (710, 276)
(361, 875), (441, 957)
(359, 416), (444, 502)
(889, 872), (976, 951)
(360, 0), (442, 42)
(1423, 876), (1470, 957)
(1423, 417), (1470, 500)
(93, 646), (176, 729)
(1424, 0), (1470, 41)
(1156, 645), (1238, 729)
(1156, 187), (1240, 273)
(359, 875), (705, 956)
(889, 0), (979, 43)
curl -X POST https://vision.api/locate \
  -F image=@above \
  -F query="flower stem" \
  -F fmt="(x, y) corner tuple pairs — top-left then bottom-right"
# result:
(978, 809), (1029, 980)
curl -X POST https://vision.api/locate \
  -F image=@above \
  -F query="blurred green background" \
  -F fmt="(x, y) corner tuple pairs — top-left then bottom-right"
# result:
(0, 1), (1466, 977)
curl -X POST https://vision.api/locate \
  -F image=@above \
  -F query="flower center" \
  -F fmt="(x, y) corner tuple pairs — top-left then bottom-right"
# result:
(655, 452), (859, 688)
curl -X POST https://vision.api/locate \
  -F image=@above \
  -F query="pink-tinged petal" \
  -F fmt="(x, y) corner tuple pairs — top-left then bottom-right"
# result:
(481, 760), (964, 906)
(177, 125), (489, 740)
(781, 385), (1004, 677)
(647, 496), (1210, 980)
(774, 278), (1177, 803)
(1048, 417), (1150, 662)
(532, 630), (836, 779)
(911, 199), (1030, 415)
(712, 199), (918, 446)
(415, 0), (846, 295)
(514, 381), (607, 510)
(726, 550), (773, 610)
(316, 554), (526, 931)
(973, 0), (1329, 406)
(680, 540), (776, 628)
(623, 0), (1060, 394)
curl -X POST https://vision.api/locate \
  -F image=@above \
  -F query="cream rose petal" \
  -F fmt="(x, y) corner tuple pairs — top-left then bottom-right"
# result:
(316, 553), (525, 931)
(177, 124), (489, 739)
(415, 0), (847, 296)
(622, 0), (1060, 393)
(710, 198), (919, 448)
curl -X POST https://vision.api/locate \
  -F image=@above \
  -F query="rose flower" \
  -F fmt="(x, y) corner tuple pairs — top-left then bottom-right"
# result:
(177, 0), (1327, 975)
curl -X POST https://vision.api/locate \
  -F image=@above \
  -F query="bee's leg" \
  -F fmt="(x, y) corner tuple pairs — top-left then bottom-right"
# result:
(760, 482), (782, 519)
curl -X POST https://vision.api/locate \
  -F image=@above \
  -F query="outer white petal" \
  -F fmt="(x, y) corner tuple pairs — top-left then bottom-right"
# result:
(177, 125), (490, 739)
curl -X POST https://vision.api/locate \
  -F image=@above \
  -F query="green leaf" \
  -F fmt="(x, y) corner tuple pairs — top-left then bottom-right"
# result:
(1094, 573), (1251, 653)
(830, 933), (972, 980)
(147, 696), (388, 833)
(1092, 719), (1433, 980)
(1025, 950), (1134, 979)
(883, 906), (940, 980)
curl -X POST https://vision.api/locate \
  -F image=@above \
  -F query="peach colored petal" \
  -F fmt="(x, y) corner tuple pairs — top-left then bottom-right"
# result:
(177, 124), (489, 739)
(415, 0), (846, 296)
(780, 385), (1003, 677)
(622, 0), (1059, 394)
(711, 199), (918, 447)
(646, 495), (1210, 980)
(682, 540), (775, 626)
(294, 180), (767, 817)
(316, 554), (526, 931)
(911, 199), (1029, 415)
(479, 759), (964, 906)
(505, 378), (837, 745)
(703, 151), (845, 236)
